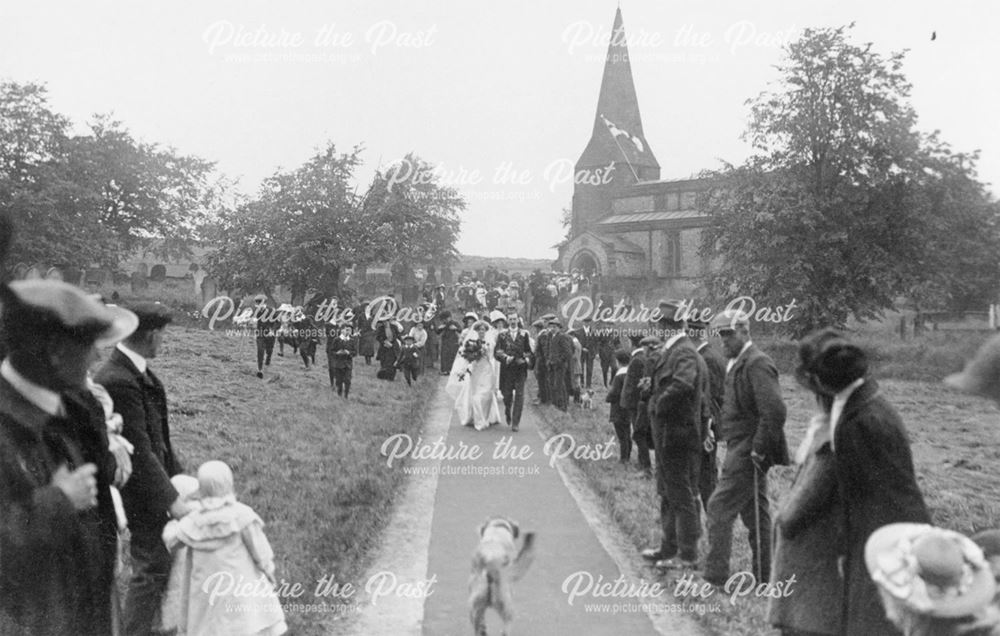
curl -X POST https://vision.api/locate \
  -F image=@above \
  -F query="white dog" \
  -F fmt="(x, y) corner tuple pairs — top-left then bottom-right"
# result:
(580, 389), (595, 410)
(468, 517), (536, 636)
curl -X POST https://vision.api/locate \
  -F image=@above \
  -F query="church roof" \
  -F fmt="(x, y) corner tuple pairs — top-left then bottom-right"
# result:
(576, 8), (659, 172)
(598, 210), (708, 231)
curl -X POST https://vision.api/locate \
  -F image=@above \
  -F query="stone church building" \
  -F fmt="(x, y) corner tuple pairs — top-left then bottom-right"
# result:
(557, 8), (714, 298)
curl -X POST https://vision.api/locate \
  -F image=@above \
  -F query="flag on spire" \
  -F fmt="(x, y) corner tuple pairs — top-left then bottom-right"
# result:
(600, 113), (645, 153)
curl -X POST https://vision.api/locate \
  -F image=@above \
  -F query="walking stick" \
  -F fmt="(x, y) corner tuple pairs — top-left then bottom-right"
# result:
(752, 461), (763, 581)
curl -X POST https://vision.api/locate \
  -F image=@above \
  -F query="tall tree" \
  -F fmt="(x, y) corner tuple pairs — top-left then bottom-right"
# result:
(208, 147), (463, 303)
(0, 81), (224, 270)
(699, 25), (999, 335)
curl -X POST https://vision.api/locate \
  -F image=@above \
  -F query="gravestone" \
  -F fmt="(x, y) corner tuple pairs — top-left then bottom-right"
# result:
(12, 263), (28, 280)
(201, 276), (218, 304)
(85, 269), (108, 285)
(131, 271), (149, 293)
(26, 265), (44, 280)
(113, 272), (130, 286)
(149, 264), (166, 282)
(45, 267), (63, 281)
(62, 267), (83, 285)
(136, 262), (149, 277)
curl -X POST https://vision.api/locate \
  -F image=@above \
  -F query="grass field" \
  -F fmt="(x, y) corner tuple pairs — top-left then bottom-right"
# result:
(533, 333), (1000, 636)
(130, 325), (437, 635)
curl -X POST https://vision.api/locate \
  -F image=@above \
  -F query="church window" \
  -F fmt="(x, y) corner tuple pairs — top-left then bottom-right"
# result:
(662, 232), (681, 276)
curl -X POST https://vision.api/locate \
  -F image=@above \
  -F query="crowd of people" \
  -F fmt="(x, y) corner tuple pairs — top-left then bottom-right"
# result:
(571, 299), (1000, 635)
(5, 196), (1000, 636)
(0, 214), (287, 635)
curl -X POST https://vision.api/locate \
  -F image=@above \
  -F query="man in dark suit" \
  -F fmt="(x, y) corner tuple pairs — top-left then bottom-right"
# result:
(571, 317), (597, 389)
(624, 336), (659, 475)
(533, 316), (554, 405)
(495, 316), (533, 431)
(327, 323), (358, 397)
(0, 279), (136, 636)
(689, 319), (726, 512)
(641, 301), (707, 569)
(95, 302), (192, 636)
(547, 319), (573, 412)
(704, 310), (789, 587)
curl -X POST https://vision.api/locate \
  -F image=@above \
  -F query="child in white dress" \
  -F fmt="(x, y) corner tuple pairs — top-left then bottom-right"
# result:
(160, 461), (287, 636)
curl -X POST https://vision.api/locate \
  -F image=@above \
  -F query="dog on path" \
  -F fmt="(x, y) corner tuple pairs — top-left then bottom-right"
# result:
(469, 517), (536, 636)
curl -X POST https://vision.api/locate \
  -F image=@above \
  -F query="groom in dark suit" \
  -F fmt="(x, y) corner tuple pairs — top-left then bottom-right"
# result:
(95, 301), (191, 636)
(494, 315), (533, 431)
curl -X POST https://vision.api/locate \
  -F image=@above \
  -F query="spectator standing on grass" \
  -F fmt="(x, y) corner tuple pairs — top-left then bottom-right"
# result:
(547, 319), (574, 412)
(533, 316), (554, 405)
(767, 331), (845, 636)
(0, 280), (136, 635)
(797, 328), (929, 634)
(606, 349), (633, 463)
(570, 332), (583, 404)
(703, 310), (789, 587)
(689, 319), (726, 512)
(408, 320), (428, 371)
(161, 461), (287, 636)
(96, 301), (195, 636)
(641, 300), (707, 570)
(356, 300), (376, 365)
(630, 335), (661, 477)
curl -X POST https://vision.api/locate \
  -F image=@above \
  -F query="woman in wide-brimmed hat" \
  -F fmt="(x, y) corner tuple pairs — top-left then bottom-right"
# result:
(865, 523), (999, 635)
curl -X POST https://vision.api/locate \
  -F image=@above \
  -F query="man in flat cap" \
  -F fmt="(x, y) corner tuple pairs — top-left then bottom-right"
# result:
(95, 301), (191, 636)
(641, 301), (708, 569)
(703, 310), (789, 587)
(0, 280), (136, 635)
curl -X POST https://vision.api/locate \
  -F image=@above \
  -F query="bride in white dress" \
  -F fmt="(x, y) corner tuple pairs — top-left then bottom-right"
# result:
(446, 320), (501, 430)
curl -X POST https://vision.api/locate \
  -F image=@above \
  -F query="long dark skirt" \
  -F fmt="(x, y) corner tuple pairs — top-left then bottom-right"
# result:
(440, 333), (459, 372)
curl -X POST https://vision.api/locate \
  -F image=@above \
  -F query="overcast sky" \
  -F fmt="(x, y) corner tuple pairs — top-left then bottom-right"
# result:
(2, 0), (997, 260)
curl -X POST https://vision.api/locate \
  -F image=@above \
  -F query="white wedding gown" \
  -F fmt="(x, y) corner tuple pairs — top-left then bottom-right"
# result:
(446, 330), (501, 430)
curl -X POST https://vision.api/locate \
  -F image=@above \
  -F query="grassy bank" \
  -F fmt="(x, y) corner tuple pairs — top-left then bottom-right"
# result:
(143, 326), (437, 635)
(532, 357), (1000, 635)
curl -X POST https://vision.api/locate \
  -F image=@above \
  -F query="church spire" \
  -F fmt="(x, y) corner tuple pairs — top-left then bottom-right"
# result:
(576, 7), (659, 175)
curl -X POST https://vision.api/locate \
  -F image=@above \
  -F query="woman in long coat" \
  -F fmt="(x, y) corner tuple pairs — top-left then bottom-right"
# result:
(799, 329), (929, 635)
(355, 302), (376, 364)
(769, 339), (844, 636)
(437, 311), (461, 375)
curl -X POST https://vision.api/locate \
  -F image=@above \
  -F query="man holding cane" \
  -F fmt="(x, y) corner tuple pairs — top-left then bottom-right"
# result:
(703, 310), (789, 587)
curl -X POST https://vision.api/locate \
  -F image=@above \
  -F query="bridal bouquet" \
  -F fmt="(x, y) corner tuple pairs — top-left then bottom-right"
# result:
(455, 339), (486, 383)
(460, 338), (486, 363)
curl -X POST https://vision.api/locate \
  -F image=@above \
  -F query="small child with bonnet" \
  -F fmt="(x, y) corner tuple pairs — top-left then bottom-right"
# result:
(160, 461), (287, 636)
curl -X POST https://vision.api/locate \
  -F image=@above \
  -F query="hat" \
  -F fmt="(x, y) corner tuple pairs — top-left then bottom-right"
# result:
(531, 319), (545, 329)
(1, 280), (138, 345)
(127, 301), (174, 331)
(489, 310), (507, 325)
(540, 313), (557, 322)
(170, 474), (200, 500)
(709, 309), (750, 333)
(866, 523), (996, 619)
(656, 299), (685, 323)
(548, 318), (562, 327)
(463, 311), (478, 322)
(436, 284), (445, 289)
(945, 334), (1000, 402)
(509, 281), (520, 289)
(402, 334), (415, 341)
(640, 335), (662, 347)
(795, 329), (868, 394)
